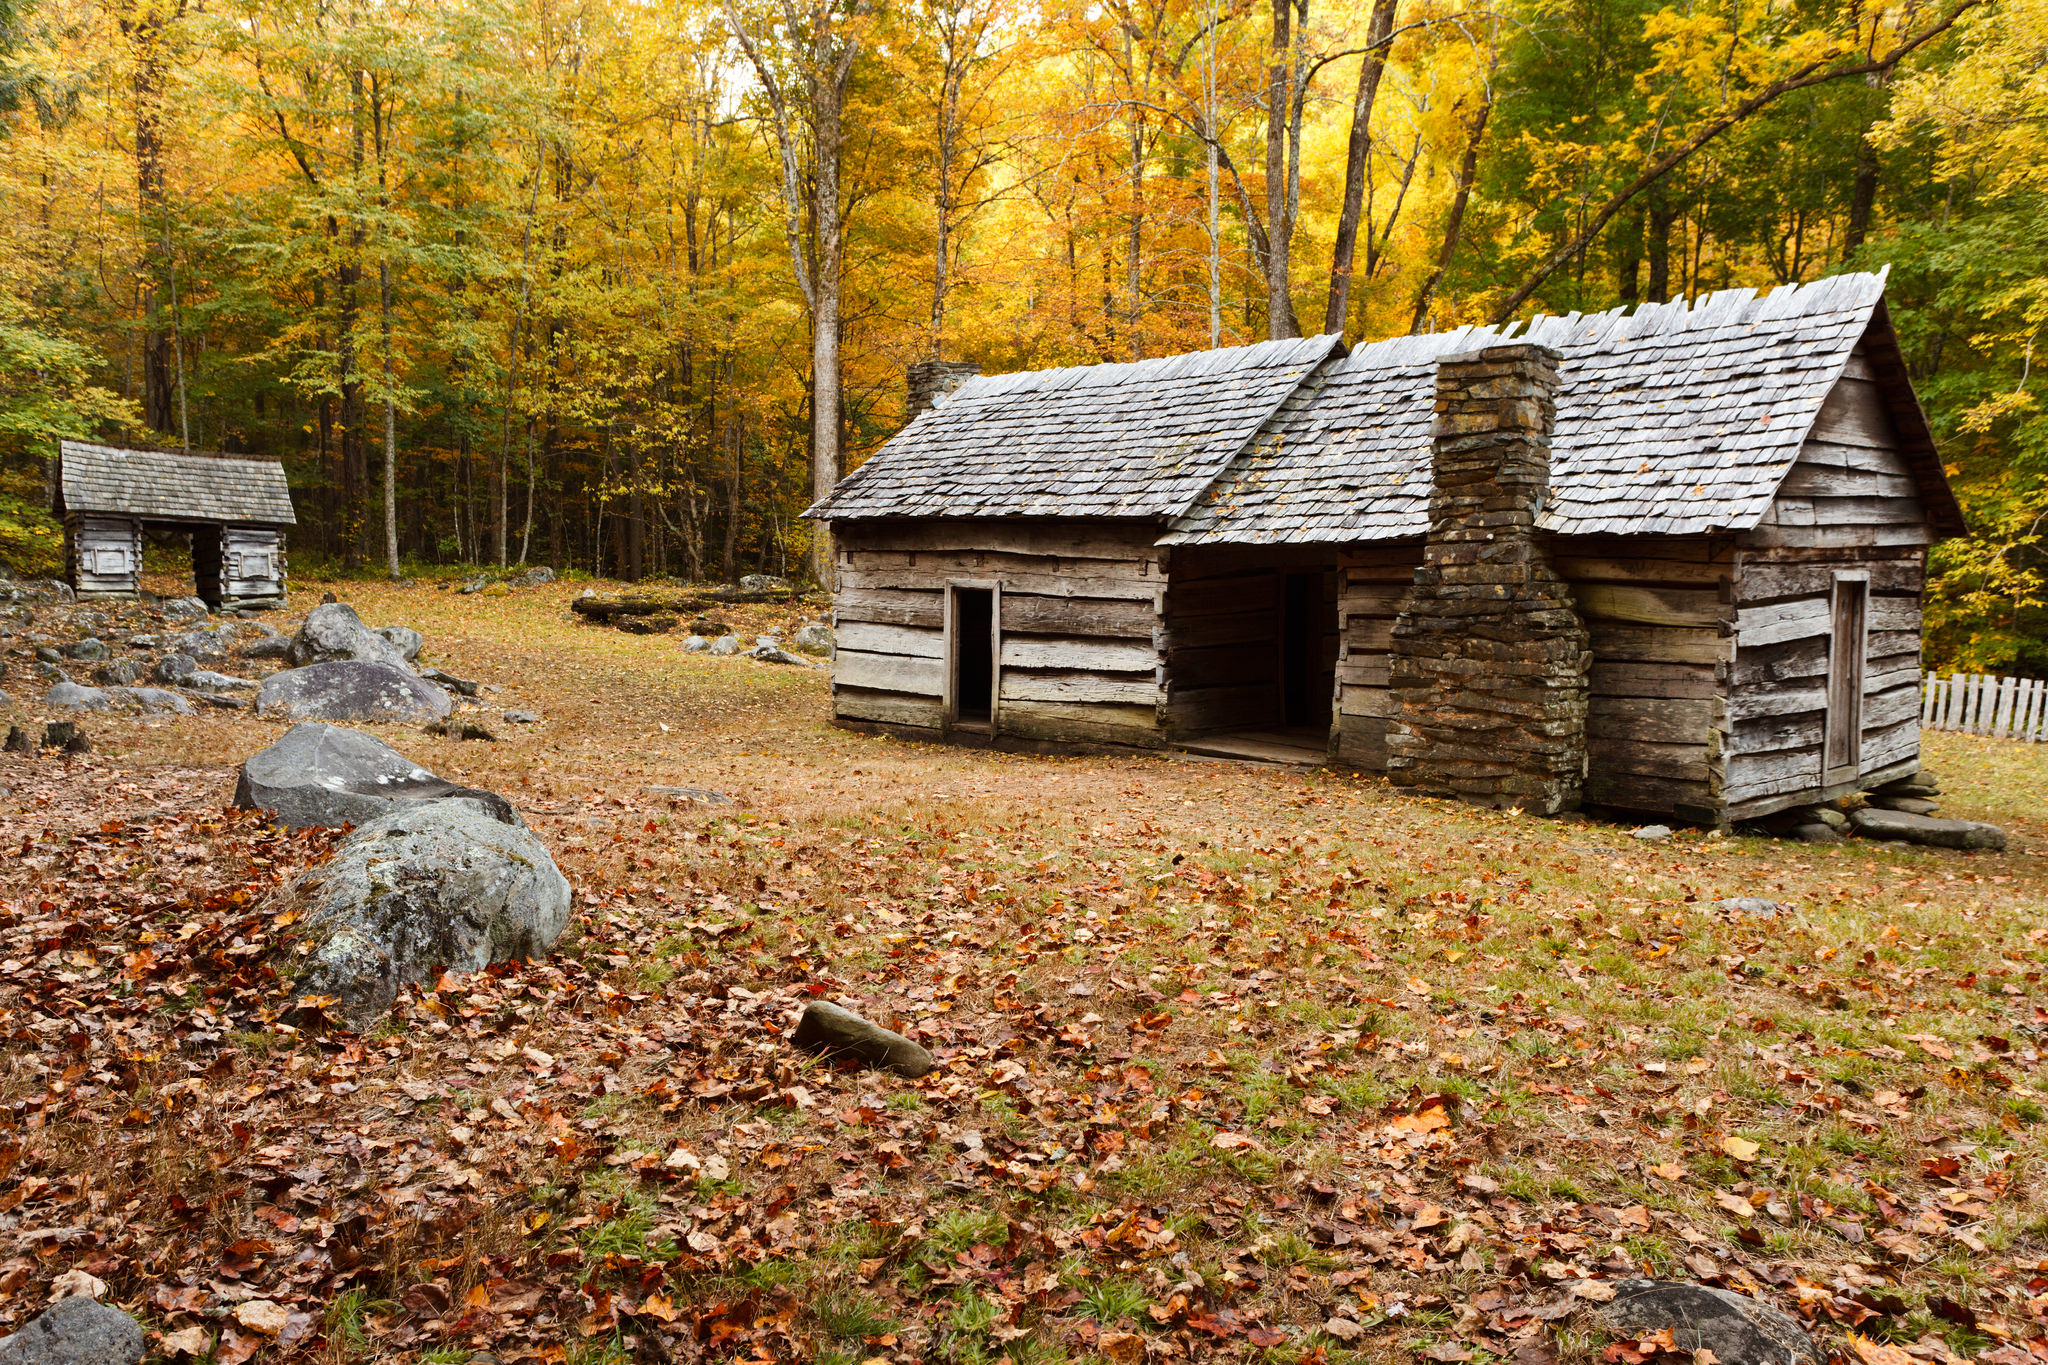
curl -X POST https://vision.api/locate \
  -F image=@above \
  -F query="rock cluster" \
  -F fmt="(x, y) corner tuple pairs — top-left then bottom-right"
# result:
(1752, 767), (2007, 851)
(1388, 344), (1591, 815)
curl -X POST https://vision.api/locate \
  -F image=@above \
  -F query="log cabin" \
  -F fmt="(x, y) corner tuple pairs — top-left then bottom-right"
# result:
(806, 271), (1963, 826)
(54, 442), (296, 609)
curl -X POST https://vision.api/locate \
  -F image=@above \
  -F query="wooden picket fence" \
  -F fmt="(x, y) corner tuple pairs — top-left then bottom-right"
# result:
(1922, 671), (2048, 740)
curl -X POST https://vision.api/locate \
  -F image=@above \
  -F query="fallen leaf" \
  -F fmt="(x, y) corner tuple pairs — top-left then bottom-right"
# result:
(159, 1327), (211, 1358)
(1322, 1317), (1365, 1343)
(48, 1268), (106, 1301)
(234, 1300), (291, 1335)
(1211, 1131), (1260, 1150)
(1719, 1135), (1760, 1162)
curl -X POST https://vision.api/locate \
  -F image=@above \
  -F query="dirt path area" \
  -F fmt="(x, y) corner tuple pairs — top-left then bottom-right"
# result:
(1, 578), (2044, 1365)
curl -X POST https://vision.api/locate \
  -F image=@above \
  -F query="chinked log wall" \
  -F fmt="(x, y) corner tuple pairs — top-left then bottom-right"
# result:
(1724, 345), (1928, 819)
(829, 520), (1168, 747)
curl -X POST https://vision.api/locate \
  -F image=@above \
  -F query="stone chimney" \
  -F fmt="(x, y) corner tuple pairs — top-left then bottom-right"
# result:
(906, 360), (982, 421)
(1386, 343), (1591, 814)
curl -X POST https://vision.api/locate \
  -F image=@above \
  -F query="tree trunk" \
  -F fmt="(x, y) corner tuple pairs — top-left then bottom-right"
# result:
(1844, 134), (1879, 259)
(381, 260), (399, 577)
(1617, 206), (1644, 303)
(129, 0), (177, 436)
(1262, 0), (1305, 339)
(1409, 90), (1493, 333)
(1646, 192), (1676, 303)
(1322, 0), (1398, 337)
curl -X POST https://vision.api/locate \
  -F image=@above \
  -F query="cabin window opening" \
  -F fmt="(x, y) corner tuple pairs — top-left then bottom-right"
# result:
(951, 586), (996, 726)
(1824, 575), (1868, 780)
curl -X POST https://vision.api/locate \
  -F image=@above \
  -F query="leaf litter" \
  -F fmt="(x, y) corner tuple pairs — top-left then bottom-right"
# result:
(0, 579), (2042, 1363)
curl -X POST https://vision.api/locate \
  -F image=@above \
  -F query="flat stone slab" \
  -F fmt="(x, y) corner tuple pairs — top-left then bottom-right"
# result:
(256, 661), (452, 724)
(1850, 806), (2006, 851)
(1601, 1280), (1818, 1365)
(0, 1295), (144, 1365)
(791, 1000), (935, 1078)
(236, 721), (519, 829)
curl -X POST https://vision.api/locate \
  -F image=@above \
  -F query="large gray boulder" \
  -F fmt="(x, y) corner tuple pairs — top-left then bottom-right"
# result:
(257, 661), (451, 724)
(0, 1294), (144, 1365)
(168, 628), (233, 661)
(152, 653), (198, 684)
(112, 687), (192, 715)
(237, 721), (518, 828)
(1601, 1281), (1818, 1365)
(290, 801), (571, 1030)
(1849, 806), (2007, 851)
(288, 603), (414, 671)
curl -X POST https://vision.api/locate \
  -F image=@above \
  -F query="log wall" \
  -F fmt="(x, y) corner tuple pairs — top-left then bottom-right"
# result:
(65, 514), (142, 599)
(829, 520), (1168, 747)
(1332, 543), (1422, 769)
(198, 525), (289, 609)
(1725, 348), (1933, 819)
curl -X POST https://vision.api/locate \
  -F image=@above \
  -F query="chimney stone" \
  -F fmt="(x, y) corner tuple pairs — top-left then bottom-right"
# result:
(906, 360), (982, 421)
(1386, 343), (1591, 814)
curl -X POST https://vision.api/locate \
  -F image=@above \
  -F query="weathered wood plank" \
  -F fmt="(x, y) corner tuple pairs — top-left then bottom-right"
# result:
(834, 687), (945, 728)
(1587, 736), (1711, 781)
(1336, 656), (1391, 688)
(835, 519), (1160, 562)
(1554, 555), (1726, 586)
(1863, 681), (1920, 730)
(1794, 438), (1914, 476)
(832, 650), (944, 696)
(1742, 522), (1934, 550)
(1338, 583), (1407, 615)
(835, 621), (945, 659)
(1331, 716), (1390, 770)
(1733, 560), (1922, 603)
(1723, 747), (1823, 805)
(1338, 686), (1396, 719)
(1346, 618), (1395, 652)
(1586, 622), (1722, 664)
(1003, 593), (1157, 639)
(1808, 374), (1898, 449)
(1576, 583), (1727, 628)
(1000, 671), (1162, 705)
(1000, 700), (1164, 747)
(1584, 769), (1711, 814)
(1000, 637), (1157, 672)
(1588, 660), (1715, 700)
(1587, 696), (1712, 745)
(1726, 685), (1825, 722)
(1867, 597), (1921, 633)
(1778, 463), (1916, 500)
(1728, 714), (1825, 757)
(1737, 598), (1829, 647)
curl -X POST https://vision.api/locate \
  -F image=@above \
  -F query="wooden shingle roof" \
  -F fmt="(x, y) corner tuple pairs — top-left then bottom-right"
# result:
(1169, 270), (1961, 543)
(56, 442), (297, 526)
(810, 272), (1962, 543)
(809, 335), (1345, 520)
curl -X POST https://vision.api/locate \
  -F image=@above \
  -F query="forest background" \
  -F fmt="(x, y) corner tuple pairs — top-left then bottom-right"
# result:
(0, 0), (2042, 669)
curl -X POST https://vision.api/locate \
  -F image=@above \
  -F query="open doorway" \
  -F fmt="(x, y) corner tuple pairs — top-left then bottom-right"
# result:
(1282, 572), (1326, 729)
(948, 584), (996, 729)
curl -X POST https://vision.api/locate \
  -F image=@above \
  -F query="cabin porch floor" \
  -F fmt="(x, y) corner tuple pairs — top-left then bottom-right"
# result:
(1170, 727), (1328, 767)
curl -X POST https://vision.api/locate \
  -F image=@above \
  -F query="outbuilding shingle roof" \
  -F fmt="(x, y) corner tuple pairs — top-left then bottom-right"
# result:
(809, 335), (1344, 520)
(56, 442), (297, 526)
(810, 272), (1962, 542)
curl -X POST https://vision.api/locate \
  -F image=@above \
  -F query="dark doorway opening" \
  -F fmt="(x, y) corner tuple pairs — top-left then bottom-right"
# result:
(952, 587), (995, 726)
(1282, 572), (1322, 728)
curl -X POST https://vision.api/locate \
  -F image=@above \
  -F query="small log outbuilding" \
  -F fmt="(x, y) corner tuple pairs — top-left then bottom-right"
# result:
(806, 272), (1964, 827)
(54, 442), (296, 609)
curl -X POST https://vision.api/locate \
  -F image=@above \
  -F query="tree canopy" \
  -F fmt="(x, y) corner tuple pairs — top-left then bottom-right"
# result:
(0, 0), (2039, 665)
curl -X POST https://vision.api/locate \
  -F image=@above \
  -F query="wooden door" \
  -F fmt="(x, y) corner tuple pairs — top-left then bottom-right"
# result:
(945, 580), (1000, 730)
(1824, 575), (1868, 785)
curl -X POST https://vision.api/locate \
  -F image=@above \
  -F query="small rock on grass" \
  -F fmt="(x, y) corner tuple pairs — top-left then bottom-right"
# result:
(791, 1000), (935, 1079)
(1630, 825), (1672, 842)
(646, 785), (734, 806)
(1600, 1280), (1819, 1365)
(1716, 897), (1787, 918)
(504, 709), (540, 724)
(1788, 823), (1841, 844)
(0, 1292), (144, 1365)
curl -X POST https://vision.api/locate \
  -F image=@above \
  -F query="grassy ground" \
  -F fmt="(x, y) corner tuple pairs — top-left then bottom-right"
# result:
(0, 577), (2044, 1365)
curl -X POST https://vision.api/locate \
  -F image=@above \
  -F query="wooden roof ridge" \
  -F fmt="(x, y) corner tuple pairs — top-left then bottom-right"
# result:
(952, 333), (1338, 401)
